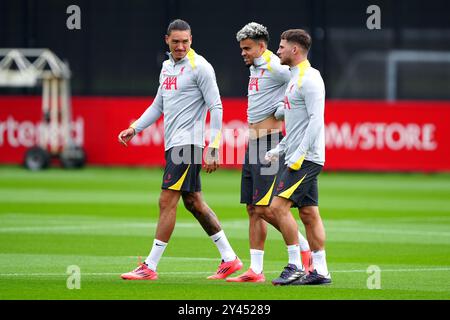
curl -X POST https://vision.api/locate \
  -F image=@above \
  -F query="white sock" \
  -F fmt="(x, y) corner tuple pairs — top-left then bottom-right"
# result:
(298, 230), (310, 252)
(287, 244), (303, 270)
(144, 239), (168, 271)
(250, 249), (264, 274)
(210, 230), (236, 262)
(312, 250), (330, 277)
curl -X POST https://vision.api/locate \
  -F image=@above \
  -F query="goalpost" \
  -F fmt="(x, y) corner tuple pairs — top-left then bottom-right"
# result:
(0, 48), (85, 170)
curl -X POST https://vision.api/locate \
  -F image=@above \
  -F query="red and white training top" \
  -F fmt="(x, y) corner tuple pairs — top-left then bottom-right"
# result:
(280, 59), (326, 167)
(247, 50), (290, 124)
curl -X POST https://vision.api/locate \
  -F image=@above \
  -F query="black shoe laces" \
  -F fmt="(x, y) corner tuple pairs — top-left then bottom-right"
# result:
(304, 270), (320, 281)
(280, 264), (297, 279)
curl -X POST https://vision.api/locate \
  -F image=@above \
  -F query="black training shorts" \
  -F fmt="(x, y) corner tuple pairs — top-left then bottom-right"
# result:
(161, 145), (203, 192)
(240, 132), (284, 206)
(273, 160), (322, 208)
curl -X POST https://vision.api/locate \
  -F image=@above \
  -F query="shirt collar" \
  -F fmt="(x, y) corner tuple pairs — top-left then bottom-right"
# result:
(253, 50), (272, 67)
(290, 59), (310, 74)
(167, 48), (195, 65)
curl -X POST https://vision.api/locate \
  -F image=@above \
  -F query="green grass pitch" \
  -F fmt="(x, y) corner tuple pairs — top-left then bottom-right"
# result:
(0, 166), (449, 300)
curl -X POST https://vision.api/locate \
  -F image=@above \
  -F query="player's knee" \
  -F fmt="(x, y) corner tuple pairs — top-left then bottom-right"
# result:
(268, 204), (283, 218)
(252, 205), (269, 218)
(182, 193), (202, 214)
(258, 206), (276, 224)
(159, 193), (174, 211)
(271, 202), (293, 225)
(246, 204), (257, 218)
(300, 206), (318, 224)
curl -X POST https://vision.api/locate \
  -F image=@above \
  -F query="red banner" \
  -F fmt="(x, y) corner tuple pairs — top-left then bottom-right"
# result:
(324, 100), (450, 171)
(0, 96), (449, 171)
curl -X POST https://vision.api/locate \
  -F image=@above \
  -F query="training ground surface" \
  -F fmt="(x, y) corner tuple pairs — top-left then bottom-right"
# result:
(0, 166), (449, 300)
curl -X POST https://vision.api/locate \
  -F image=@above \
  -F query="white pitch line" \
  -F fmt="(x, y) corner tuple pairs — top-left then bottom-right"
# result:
(152, 256), (218, 261)
(328, 267), (450, 273)
(325, 228), (450, 237)
(1, 222), (449, 237)
(1, 267), (449, 277)
(0, 223), (200, 233)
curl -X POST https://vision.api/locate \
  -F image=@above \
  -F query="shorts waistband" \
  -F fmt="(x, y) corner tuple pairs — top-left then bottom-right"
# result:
(249, 132), (284, 145)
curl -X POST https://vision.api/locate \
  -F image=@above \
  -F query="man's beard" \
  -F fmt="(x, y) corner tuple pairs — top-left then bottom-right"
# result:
(280, 57), (291, 66)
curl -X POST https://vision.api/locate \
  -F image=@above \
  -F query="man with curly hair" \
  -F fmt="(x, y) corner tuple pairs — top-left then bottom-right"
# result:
(227, 22), (311, 284)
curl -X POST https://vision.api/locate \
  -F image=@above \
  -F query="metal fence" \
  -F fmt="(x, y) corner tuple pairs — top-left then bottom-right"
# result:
(1, 0), (449, 99)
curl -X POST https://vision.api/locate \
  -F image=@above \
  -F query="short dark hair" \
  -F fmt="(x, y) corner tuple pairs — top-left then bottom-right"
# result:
(280, 29), (312, 52)
(167, 19), (191, 35)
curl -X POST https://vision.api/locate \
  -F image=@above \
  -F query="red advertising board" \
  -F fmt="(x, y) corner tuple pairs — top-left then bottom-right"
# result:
(324, 100), (450, 171)
(0, 96), (449, 172)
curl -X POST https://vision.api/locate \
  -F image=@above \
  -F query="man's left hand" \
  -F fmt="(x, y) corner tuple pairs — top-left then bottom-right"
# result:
(204, 147), (220, 173)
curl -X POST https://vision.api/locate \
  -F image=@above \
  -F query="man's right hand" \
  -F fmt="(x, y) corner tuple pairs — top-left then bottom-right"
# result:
(118, 128), (136, 147)
(265, 147), (280, 163)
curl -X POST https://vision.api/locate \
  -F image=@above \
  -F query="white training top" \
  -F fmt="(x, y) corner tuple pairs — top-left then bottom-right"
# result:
(280, 59), (326, 167)
(247, 50), (290, 124)
(131, 49), (223, 150)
